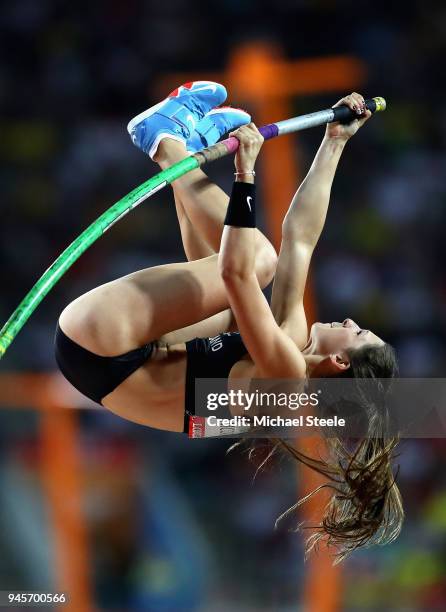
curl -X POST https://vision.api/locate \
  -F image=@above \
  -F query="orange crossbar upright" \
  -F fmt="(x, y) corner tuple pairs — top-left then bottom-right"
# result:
(0, 373), (94, 612)
(238, 46), (343, 611)
(39, 407), (93, 612)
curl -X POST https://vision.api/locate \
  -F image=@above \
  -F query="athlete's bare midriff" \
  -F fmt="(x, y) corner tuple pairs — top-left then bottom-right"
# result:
(101, 339), (257, 432)
(101, 341), (189, 432)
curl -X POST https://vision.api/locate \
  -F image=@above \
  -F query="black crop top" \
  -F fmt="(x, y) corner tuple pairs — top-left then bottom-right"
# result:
(184, 332), (247, 430)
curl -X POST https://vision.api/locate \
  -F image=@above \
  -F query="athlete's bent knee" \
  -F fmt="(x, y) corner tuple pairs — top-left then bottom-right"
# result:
(58, 293), (133, 356)
(57, 298), (102, 353)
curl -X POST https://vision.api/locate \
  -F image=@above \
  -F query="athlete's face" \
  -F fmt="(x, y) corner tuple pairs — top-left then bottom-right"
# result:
(303, 319), (384, 356)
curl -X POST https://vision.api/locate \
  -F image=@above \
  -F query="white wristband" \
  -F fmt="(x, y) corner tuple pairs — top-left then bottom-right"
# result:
(234, 170), (256, 176)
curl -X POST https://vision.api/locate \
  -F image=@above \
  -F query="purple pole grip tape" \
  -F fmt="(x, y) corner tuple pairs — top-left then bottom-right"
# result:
(259, 123), (279, 140)
(221, 124), (279, 154)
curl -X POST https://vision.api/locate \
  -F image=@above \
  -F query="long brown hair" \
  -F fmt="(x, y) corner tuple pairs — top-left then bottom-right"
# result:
(238, 343), (404, 563)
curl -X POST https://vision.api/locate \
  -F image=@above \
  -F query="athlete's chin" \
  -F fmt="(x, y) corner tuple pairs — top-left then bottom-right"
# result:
(308, 323), (334, 355)
(311, 322), (331, 339)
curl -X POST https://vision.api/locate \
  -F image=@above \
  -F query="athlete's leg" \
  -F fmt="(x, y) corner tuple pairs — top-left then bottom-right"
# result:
(59, 250), (276, 357)
(171, 188), (214, 260)
(155, 139), (276, 259)
(128, 83), (254, 260)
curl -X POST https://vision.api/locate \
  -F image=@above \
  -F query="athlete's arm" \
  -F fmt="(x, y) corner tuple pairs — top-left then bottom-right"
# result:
(271, 93), (372, 345)
(219, 124), (306, 378)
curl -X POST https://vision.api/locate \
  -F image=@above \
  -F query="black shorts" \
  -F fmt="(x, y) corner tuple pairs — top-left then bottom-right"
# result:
(55, 325), (246, 434)
(54, 323), (154, 405)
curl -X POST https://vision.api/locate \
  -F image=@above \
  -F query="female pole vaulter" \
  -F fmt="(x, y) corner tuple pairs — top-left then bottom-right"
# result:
(55, 82), (403, 559)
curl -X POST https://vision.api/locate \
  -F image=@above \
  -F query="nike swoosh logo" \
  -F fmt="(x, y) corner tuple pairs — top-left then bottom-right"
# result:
(190, 84), (217, 94)
(247, 196), (252, 211)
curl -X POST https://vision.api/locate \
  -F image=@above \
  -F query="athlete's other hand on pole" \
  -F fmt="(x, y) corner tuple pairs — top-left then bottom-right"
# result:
(325, 92), (372, 142)
(230, 123), (264, 177)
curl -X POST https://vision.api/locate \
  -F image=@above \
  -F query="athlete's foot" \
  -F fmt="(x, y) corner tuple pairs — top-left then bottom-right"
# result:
(187, 106), (251, 153)
(127, 81), (227, 159)
(155, 105), (251, 166)
(155, 108), (253, 176)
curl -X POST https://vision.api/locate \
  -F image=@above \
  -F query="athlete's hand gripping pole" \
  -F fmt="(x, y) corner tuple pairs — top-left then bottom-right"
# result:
(0, 97), (386, 358)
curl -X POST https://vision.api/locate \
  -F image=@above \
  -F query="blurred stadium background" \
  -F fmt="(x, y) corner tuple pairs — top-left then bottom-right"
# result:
(1, 1), (446, 610)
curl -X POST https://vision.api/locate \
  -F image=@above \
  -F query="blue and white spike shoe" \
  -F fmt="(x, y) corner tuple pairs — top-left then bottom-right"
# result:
(187, 106), (251, 153)
(127, 81), (227, 159)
